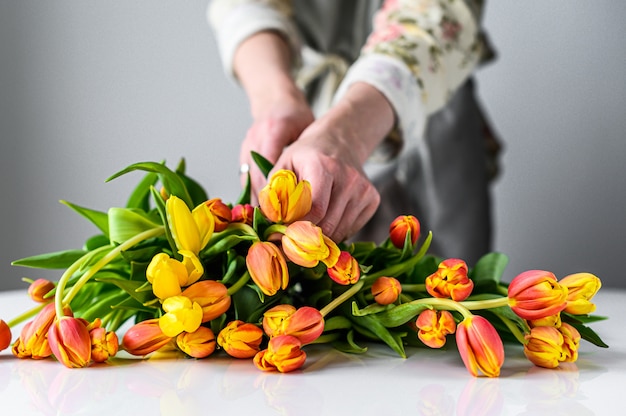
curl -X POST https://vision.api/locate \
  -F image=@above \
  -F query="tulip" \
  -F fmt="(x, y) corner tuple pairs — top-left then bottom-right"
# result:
(146, 251), (203, 300)
(28, 279), (55, 303)
(13, 302), (59, 359)
(246, 241), (289, 296)
(253, 335), (307, 373)
(558, 322), (580, 363)
(231, 203), (255, 226)
(262, 305), (324, 345)
(371, 276), (402, 305)
(217, 320), (264, 359)
(176, 326), (216, 358)
(122, 319), (172, 356)
(523, 325), (565, 369)
(258, 169), (312, 224)
(281, 221), (340, 268)
(48, 316), (92, 368)
(559, 272), (602, 315)
(159, 296), (203, 337)
(456, 315), (504, 377)
(415, 310), (456, 348)
(181, 280), (231, 322)
(327, 251), (360, 285)
(90, 327), (119, 363)
(166, 195), (214, 254)
(508, 270), (568, 320)
(527, 313), (562, 328)
(204, 198), (232, 232)
(389, 215), (420, 249)
(425, 258), (474, 301)
(0, 319), (11, 352)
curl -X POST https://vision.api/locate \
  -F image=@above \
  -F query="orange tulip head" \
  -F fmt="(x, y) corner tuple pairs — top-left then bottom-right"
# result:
(281, 221), (340, 268)
(425, 258), (473, 301)
(456, 315), (504, 377)
(246, 241), (290, 296)
(508, 270), (568, 320)
(217, 320), (264, 359)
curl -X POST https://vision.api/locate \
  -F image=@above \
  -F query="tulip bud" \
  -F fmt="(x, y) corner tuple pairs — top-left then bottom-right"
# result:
(122, 319), (173, 356)
(0, 319), (11, 352)
(327, 251), (360, 285)
(258, 169), (312, 224)
(246, 241), (289, 296)
(253, 335), (307, 373)
(217, 320), (264, 359)
(90, 327), (119, 363)
(231, 203), (255, 226)
(263, 305), (324, 345)
(558, 322), (580, 363)
(159, 295), (203, 338)
(176, 326), (216, 358)
(425, 258), (473, 301)
(523, 325), (565, 369)
(281, 221), (340, 268)
(559, 272), (602, 315)
(456, 315), (504, 377)
(389, 215), (420, 249)
(13, 302), (59, 359)
(508, 270), (567, 320)
(415, 309), (456, 348)
(181, 280), (231, 323)
(166, 195), (214, 254)
(28, 279), (55, 303)
(371, 276), (402, 305)
(204, 198), (232, 232)
(48, 316), (92, 368)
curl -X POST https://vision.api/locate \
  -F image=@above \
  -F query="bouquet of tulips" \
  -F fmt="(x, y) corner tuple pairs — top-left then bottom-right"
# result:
(0, 156), (608, 377)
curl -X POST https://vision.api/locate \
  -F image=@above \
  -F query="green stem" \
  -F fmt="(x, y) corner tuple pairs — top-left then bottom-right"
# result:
(7, 302), (47, 328)
(227, 271), (251, 296)
(459, 297), (510, 311)
(55, 227), (164, 317)
(497, 314), (528, 345)
(410, 297), (474, 319)
(264, 223), (287, 240)
(320, 280), (364, 317)
(401, 283), (427, 293)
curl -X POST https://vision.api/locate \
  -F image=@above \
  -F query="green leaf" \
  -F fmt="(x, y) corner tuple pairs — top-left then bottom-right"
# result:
(95, 276), (156, 305)
(332, 330), (368, 354)
(106, 161), (193, 208)
(470, 252), (509, 287)
(108, 207), (162, 244)
(368, 301), (432, 328)
(251, 151), (274, 178)
(345, 306), (406, 358)
(236, 172), (251, 205)
(12, 249), (87, 269)
(60, 200), (109, 237)
(150, 186), (178, 255)
(126, 171), (158, 211)
(84, 234), (110, 251)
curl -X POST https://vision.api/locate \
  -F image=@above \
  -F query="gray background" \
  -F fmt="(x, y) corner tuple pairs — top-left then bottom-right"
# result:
(1, 1), (624, 291)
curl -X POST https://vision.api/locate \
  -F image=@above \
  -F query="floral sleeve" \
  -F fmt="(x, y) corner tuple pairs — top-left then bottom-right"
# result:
(334, 0), (484, 159)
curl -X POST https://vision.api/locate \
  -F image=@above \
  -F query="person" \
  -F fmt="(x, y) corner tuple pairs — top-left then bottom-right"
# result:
(207, 0), (501, 266)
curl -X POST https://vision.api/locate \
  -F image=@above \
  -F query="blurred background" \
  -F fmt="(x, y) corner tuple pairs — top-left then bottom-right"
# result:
(1, 1), (625, 291)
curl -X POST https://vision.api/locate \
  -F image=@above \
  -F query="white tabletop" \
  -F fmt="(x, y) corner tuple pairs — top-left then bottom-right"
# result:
(1, 288), (624, 415)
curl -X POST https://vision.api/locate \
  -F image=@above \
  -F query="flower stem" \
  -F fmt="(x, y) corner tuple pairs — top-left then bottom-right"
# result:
(7, 303), (47, 328)
(497, 314), (528, 345)
(409, 297), (474, 320)
(55, 227), (165, 317)
(459, 297), (510, 311)
(227, 271), (250, 296)
(401, 283), (427, 293)
(320, 280), (364, 317)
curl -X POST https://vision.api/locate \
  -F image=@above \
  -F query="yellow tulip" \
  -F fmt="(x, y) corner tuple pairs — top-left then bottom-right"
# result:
(159, 296), (203, 338)
(559, 272), (602, 315)
(166, 195), (214, 254)
(258, 169), (312, 224)
(146, 251), (203, 300)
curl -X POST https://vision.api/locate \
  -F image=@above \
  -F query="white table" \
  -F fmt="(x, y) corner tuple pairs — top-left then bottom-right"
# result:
(1, 288), (624, 415)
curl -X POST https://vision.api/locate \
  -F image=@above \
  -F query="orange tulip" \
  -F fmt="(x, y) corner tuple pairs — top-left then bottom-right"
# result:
(0, 319), (11, 352)
(217, 320), (264, 359)
(456, 315), (504, 377)
(508, 270), (567, 320)
(262, 305), (324, 345)
(559, 272), (602, 315)
(13, 302), (59, 359)
(48, 316), (92, 368)
(389, 215), (420, 249)
(527, 313), (562, 328)
(231, 203), (254, 226)
(258, 169), (312, 224)
(425, 258), (473, 301)
(204, 198), (232, 232)
(182, 280), (231, 323)
(122, 319), (173, 356)
(558, 322), (581, 363)
(327, 251), (360, 285)
(176, 326), (216, 358)
(523, 325), (565, 369)
(415, 310), (456, 348)
(28, 279), (55, 303)
(246, 241), (289, 296)
(253, 335), (307, 373)
(281, 221), (340, 268)
(90, 326), (119, 363)
(371, 276), (402, 305)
